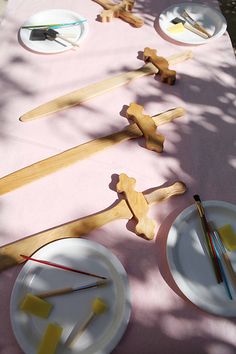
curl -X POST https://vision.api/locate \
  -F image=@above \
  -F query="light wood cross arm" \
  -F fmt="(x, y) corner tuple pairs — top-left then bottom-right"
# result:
(143, 47), (177, 85)
(126, 102), (165, 152)
(117, 173), (157, 239)
(116, 173), (187, 239)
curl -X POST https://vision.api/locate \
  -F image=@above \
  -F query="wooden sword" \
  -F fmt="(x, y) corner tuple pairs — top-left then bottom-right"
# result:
(0, 173), (187, 271)
(0, 104), (185, 195)
(19, 48), (193, 122)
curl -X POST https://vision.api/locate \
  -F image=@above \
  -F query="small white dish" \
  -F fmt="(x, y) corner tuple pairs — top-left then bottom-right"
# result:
(159, 3), (227, 45)
(10, 238), (131, 354)
(167, 200), (236, 316)
(19, 9), (89, 53)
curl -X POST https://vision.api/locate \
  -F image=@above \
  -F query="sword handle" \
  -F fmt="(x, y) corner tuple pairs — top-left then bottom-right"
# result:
(144, 181), (187, 205)
(152, 107), (186, 126)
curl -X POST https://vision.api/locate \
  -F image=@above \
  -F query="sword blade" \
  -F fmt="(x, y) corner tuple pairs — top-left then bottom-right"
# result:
(20, 63), (157, 122)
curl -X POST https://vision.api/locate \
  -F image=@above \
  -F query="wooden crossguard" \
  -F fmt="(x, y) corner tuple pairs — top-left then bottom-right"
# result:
(20, 49), (193, 122)
(93, 0), (144, 27)
(127, 102), (164, 152)
(0, 174), (187, 271)
(117, 173), (156, 237)
(0, 105), (185, 195)
(143, 47), (176, 85)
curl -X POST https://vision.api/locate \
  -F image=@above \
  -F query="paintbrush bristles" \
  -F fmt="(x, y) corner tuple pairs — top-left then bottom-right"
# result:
(193, 194), (201, 202)
(195, 203), (204, 218)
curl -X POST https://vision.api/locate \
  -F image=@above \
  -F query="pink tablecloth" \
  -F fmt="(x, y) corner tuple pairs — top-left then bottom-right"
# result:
(0, 0), (236, 353)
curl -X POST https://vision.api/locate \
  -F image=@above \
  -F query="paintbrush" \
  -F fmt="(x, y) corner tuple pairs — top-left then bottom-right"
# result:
(29, 28), (80, 48)
(20, 254), (107, 280)
(210, 232), (233, 299)
(209, 221), (236, 294)
(65, 297), (108, 347)
(193, 195), (223, 283)
(182, 10), (211, 38)
(22, 19), (87, 30)
(35, 279), (109, 298)
(171, 17), (208, 39)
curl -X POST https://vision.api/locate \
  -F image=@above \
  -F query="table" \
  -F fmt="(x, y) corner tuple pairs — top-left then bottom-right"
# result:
(0, 0), (236, 353)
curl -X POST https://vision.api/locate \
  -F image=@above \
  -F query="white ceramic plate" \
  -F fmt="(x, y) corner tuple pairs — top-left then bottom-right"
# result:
(167, 200), (236, 316)
(19, 9), (89, 53)
(159, 3), (227, 45)
(10, 239), (131, 354)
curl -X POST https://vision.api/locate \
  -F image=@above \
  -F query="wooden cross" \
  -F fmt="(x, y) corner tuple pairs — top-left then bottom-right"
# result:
(0, 174), (187, 271)
(93, 0), (144, 27)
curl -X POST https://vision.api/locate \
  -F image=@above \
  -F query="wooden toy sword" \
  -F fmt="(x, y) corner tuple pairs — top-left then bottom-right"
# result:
(19, 48), (193, 122)
(0, 173), (187, 271)
(0, 104), (185, 195)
